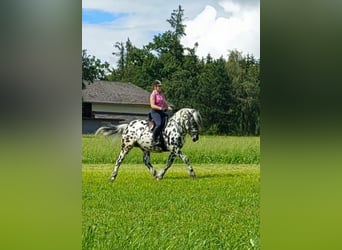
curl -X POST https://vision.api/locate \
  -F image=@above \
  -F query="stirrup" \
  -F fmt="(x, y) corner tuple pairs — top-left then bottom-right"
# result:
(151, 140), (160, 146)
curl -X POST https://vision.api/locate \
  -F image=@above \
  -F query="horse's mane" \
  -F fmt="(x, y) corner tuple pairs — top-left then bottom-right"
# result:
(192, 109), (203, 129)
(172, 108), (202, 130)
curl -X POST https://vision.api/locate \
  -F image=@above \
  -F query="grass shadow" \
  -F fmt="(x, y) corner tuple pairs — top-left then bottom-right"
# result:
(163, 172), (240, 180)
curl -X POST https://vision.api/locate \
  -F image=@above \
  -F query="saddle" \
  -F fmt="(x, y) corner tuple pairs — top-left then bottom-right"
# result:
(148, 113), (154, 131)
(147, 112), (168, 131)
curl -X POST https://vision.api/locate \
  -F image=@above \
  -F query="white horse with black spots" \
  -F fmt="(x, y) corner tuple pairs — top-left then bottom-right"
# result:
(95, 108), (202, 181)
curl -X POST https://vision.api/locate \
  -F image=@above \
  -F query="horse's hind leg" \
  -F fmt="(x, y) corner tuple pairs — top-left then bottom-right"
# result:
(143, 151), (157, 178)
(110, 146), (132, 181)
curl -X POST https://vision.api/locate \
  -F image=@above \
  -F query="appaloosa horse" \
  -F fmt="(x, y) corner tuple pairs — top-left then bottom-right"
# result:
(95, 108), (202, 181)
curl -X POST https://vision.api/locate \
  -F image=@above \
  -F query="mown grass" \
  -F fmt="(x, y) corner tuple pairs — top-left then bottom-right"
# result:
(83, 165), (260, 249)
(82, 135), (260, 249)
(82, 135), (260, 165)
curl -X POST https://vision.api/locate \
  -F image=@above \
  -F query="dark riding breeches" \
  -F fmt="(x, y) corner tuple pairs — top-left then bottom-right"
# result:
(151, 110), (166, 141)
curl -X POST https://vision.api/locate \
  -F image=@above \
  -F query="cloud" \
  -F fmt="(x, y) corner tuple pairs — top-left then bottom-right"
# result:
(82, 0), (259, 67)
(219, 0), (241, 14)
(181, 2), (260, 59)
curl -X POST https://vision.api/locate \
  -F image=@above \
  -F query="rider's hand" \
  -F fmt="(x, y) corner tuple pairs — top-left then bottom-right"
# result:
(167, 106), (173, 111)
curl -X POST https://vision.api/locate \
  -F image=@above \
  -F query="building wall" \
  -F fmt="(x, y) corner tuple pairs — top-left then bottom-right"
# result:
(92, 103), (150, 114)
(82, 103), (151, 134)
(82, 115), (149, 134)
(82, 119), (120, 134)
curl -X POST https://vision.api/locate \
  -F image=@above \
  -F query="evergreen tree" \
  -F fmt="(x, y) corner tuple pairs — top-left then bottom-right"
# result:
(104, 6), (260, 135)
(226, 50), (260, 135)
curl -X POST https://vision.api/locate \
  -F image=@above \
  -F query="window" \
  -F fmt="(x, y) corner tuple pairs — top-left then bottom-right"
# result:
(82, 102), (92, 118)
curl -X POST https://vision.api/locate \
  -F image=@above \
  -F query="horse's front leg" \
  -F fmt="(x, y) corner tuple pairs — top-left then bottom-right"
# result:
(178, 150), (196, 178)
(156, 152), (177, 180)
(143, 151), (157, 178)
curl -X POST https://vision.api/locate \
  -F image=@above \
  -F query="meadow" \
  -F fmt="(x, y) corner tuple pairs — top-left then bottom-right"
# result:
(82, 135), (260, 165)
(82, 135), (260, 249)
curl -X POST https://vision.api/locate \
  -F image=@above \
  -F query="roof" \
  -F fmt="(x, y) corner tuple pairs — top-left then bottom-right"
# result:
(82, 80), (150, 105)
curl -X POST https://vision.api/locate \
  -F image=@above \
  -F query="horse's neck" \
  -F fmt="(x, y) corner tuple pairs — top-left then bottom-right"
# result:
(169, 114), (186, 132)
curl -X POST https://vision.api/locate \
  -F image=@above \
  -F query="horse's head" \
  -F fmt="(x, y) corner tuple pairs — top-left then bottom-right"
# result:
(184, 109), (202, 142)
(190, 128), (199, 142)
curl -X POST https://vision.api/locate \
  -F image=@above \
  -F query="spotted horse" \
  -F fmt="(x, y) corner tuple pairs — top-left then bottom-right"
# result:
(95, 108), (202, 181)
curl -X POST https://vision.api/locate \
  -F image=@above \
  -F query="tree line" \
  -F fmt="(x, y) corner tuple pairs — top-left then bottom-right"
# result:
(82, 5), (260, 135)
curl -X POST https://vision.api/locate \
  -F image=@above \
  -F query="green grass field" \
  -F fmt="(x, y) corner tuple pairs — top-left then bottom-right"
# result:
(82, 136), (260, 249)
(82, 135), (260, 165)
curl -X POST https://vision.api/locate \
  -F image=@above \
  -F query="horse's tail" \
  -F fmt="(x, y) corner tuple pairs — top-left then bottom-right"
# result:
(95, 124), (128, 137)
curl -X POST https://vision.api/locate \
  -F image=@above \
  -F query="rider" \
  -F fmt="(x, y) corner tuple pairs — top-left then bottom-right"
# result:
(150, 80), (172, 146)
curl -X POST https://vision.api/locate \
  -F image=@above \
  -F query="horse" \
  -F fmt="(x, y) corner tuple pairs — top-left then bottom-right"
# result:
(95, 108), (202, 181)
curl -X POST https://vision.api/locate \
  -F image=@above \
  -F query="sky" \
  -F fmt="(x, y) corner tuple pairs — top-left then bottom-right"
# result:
(82, 0), (259, 68)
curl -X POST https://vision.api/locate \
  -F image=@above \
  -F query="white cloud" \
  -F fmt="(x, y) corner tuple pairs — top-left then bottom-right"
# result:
(82, 0), (259, 67)
(181, 2), (260, 60)
(219, 0), (240, 14)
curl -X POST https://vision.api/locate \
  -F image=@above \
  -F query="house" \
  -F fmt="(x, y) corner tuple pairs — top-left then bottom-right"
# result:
(82, 80), (151, 134)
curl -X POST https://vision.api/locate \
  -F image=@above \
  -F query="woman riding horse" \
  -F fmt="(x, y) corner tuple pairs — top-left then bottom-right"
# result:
(150, 80), (172, 146)
(95, 108), (202, 181)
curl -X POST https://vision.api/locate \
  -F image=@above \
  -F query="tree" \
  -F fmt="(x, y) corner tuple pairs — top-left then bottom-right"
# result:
(196, 56), (232, 134)
(82, 49), (111, 89)
(109, 7), (260, 135)
(112, 42), (125, 76)
(167, 5), (186, 38)
(226, 50), (260, 135)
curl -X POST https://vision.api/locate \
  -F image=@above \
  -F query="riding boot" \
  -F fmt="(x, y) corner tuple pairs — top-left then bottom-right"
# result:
(151, 135), (160, 146)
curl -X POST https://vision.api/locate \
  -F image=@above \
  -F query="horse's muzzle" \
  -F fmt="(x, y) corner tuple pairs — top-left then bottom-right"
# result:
(192, 134), (199, 142)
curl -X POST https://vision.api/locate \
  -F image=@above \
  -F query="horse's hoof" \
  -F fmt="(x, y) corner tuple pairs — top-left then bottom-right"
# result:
(152, 170), (157, 177)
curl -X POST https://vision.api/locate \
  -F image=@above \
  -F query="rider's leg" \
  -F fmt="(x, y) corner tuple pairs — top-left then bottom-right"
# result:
(151, 111), (162, 145)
